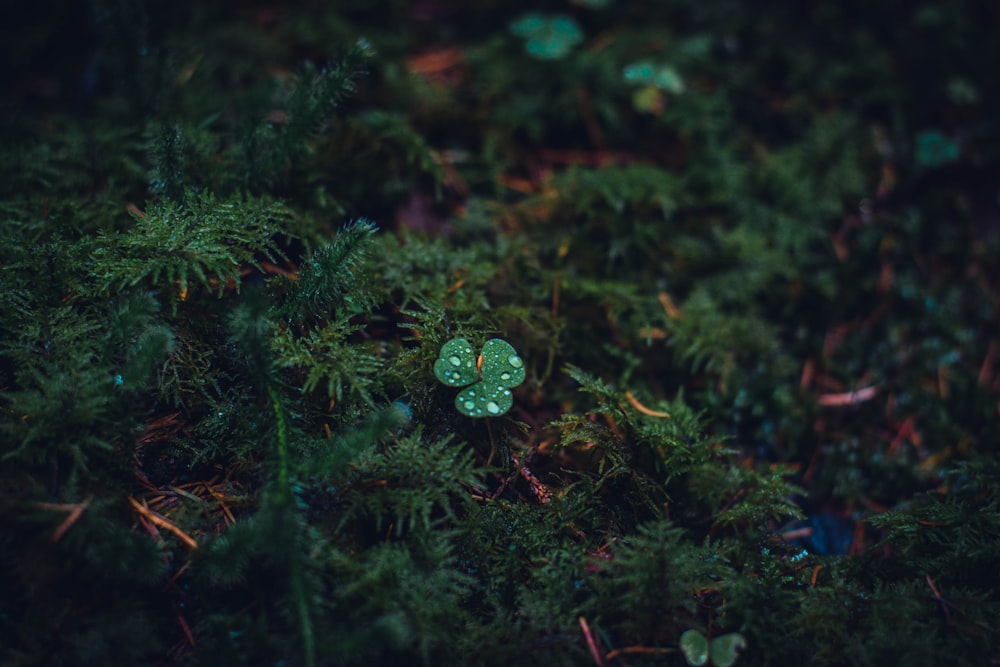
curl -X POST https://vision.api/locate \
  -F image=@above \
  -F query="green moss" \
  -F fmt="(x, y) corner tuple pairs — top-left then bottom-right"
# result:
(2, 1), (998, 665)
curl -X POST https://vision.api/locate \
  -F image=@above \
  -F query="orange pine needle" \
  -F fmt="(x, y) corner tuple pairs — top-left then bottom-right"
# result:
(136, 513), (161, 541)
(177, 614), (196, 647)
(37, 496), (93, 543)
(624, 391), (671, 418)
(816, 385), (878, 406)
(657, 291), (682, 319)
(406, 47), (464, 75)
(205, 488), (237, 525)
(128, 496), (198, 549)
(800, 358), (815, 389)
(578, 617), (608, 667)
(167, 561), (192, 588)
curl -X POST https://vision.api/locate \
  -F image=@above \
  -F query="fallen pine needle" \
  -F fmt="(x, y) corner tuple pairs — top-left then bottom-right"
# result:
(816, 385), (878, 406)
(128, 496), (199, 549)
(657, 291), (682, 319)
(37, 495), (93, 543)
(579, 617), (608, 667)
(625, 391), (671, 418)
(177, 613), (196, 647)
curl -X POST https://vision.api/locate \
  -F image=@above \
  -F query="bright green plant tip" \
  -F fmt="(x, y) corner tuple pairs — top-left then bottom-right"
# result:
(434, 337), (525, 417)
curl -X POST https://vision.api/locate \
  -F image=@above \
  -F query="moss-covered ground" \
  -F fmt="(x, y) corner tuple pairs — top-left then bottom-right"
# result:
(2, 2), (998, 665)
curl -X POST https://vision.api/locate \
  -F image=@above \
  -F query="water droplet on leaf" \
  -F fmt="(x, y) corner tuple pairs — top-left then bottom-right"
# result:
(680, 630), (709, 666)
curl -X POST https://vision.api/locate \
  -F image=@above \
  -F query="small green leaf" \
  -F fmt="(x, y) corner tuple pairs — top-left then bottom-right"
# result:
(680, 629), (710, 666)
(433, 338), (479, 387)
(915, 130), (959, 167)
(632, 86), (664, 115)
(479, 338), (526, 388)
(709, 633), (747, 667)
(623, 61), (684, 93)
(455, 382), (514, 418)
(623, 61), (655, 84)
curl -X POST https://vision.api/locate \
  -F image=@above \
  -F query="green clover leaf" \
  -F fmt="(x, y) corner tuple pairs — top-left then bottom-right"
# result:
(680, 630), (747, 667)
(509, 13), (584, 60)
(434, 337), (525, 417)
(623, 60), (685, 93)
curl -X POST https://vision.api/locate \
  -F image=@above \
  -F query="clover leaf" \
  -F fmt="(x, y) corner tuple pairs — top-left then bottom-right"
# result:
(509, 13), (584, 60)
(680, 630), (747, 667)
(623, 60), (685, 93)
(434, 337), (525, 417)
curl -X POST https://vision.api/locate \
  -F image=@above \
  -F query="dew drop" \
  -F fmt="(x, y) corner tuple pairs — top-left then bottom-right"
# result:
(486, 401), (501, 415)
(463, 400), (476, 411)
(503, 389), (511, 395)
(508, 355), (523, 369)
(448, 355), (462, 367)
(500, 371), (512, 381)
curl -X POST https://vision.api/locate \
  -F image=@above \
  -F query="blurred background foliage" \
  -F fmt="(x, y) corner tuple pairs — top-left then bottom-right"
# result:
(1, 0), (998, 665)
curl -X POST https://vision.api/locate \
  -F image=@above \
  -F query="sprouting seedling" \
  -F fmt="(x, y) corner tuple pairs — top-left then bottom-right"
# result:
(434, 338), (525, 417)
(679, 630), (747, 667)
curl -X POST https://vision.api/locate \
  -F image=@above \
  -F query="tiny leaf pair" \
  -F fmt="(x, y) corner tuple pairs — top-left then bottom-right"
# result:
(434, 338), (525, 417)
(679, 630), (747, 667)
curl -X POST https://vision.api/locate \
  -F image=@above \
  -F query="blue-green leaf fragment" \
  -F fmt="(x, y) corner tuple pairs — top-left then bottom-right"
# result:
(680, 629), (709, 666)
(710, 633), (747, 667)
(509, 13), (583, 60)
